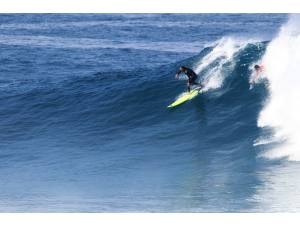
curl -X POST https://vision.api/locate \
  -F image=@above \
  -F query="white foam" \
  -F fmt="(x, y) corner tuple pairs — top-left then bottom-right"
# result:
(194, 37), (246, 91)
(258, 15), (300, 161)
(253, 137), (275, 147)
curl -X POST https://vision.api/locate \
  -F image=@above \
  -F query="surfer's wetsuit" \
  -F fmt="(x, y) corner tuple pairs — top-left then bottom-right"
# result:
(176, 67), (201, 92)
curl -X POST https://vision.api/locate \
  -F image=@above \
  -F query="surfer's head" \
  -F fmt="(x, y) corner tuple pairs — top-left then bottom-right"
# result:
(180, 66), (187, 72)
(254, 65), (260, 70)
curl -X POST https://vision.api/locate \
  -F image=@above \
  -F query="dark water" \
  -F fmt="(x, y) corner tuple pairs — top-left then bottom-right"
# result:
(1, 14), (299, 212)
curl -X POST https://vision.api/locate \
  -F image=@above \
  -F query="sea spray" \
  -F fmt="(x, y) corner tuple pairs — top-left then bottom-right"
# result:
(194, 37), (246, 91)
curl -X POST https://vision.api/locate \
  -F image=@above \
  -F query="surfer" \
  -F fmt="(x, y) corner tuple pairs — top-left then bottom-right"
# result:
(250, 64), (264, 84)
(254, 64), (264, 74)
(175, 66), (202, 92)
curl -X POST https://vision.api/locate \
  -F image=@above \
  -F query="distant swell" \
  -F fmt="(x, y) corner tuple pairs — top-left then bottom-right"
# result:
(0, 34), (202, 53)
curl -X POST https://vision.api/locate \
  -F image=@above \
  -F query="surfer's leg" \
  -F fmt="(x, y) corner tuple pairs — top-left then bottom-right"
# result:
(197, 83), (203, 89)
(187, 82), (191, 92)
(193, 82), (203, 90)
(190, 81), (202, 91)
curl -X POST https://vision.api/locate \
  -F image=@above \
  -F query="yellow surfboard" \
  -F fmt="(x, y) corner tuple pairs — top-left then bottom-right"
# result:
(167, 88), (203, 108)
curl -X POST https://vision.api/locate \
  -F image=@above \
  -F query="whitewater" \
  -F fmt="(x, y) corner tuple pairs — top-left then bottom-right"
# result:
(257, 15), (300, 161)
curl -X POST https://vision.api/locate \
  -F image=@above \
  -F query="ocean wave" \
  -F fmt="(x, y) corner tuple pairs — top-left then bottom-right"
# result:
(258, 15), (300, 161)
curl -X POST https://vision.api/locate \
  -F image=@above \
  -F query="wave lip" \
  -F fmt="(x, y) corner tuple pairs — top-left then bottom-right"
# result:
(194, 37), (251, 91)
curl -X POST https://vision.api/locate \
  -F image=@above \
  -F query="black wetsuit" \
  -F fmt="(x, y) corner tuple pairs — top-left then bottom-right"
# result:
(177, 67), (201, 92)
(177, 67), (198, 84)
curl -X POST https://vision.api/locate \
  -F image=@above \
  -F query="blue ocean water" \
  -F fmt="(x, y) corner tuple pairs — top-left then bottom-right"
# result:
(1, 13), (299, 212)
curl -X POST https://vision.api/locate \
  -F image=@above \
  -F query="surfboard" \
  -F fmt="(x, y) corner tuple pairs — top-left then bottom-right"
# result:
(167, 88), (203, 108)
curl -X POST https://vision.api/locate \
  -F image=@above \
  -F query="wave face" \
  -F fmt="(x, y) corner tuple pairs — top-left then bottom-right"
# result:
(3, 14), (300, 212)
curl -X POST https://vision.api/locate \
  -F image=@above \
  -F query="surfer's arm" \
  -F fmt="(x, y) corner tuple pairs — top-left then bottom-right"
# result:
(175, 70), (182, 78)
